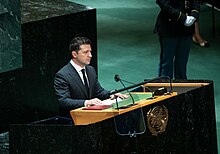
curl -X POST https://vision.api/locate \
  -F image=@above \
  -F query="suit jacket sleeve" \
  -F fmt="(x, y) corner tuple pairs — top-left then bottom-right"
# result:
(156, 0), (200, 24)
(54, 71), (86, 111)
(154, 0), (200, 37)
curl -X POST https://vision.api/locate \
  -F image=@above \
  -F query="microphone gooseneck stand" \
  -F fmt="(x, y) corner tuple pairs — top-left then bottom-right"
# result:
(111, 75), (173, 96)
(112, 75), (173, 154)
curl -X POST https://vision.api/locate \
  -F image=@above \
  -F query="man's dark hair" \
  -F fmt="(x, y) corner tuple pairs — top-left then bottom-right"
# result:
(69, 37), (92, 53)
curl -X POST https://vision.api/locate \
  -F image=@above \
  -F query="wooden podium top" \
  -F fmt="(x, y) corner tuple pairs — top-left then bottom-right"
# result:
(70, 92), (177, 125)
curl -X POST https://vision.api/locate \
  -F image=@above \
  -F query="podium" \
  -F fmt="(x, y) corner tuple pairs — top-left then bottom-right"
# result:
(70, 92), (177, 125)
(9, 80), (218, 154)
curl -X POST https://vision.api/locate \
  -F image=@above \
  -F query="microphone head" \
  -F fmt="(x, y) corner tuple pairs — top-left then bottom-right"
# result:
(114, 74), (120, 82)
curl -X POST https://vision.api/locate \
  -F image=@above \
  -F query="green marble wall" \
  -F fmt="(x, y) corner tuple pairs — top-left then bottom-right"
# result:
(0, 0), (22, 73)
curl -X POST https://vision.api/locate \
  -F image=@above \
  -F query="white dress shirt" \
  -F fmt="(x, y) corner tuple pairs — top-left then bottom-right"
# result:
(70, 60), (89, 86)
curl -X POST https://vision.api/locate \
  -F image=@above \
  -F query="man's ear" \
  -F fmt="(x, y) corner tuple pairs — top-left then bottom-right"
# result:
(72, 51), (77, 58)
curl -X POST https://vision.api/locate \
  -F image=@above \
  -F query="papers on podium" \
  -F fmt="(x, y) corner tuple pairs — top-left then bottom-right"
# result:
(82, 98), (123, 110)
(102, 97), (122, 105)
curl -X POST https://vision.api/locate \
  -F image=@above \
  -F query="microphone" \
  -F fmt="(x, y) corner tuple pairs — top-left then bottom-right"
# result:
(115, 74), (138, 85)
(114, 74), (120, 82)
(114, 74), (135, 106)
(114, 74), (154, 94)
(112, 75), (172, 99)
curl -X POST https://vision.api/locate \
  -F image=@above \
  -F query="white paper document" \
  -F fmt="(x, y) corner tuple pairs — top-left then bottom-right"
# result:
(102, 97), (123, 105)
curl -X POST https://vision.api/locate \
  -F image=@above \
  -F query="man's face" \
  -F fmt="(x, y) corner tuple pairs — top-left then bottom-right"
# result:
(72, 44), (92, 68)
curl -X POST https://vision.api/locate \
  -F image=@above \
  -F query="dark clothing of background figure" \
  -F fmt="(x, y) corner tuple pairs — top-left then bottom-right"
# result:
(154, 0), (200, 37)
(154, 0), (200, 79)
(54, 62), (110, 117)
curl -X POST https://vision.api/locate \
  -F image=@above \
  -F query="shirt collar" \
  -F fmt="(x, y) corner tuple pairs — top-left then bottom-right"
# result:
(70, 59), (85, 73)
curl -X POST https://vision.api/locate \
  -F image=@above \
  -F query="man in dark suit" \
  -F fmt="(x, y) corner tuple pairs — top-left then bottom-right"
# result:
(154, 0), (200, 79)
(54, 37), (127, 117)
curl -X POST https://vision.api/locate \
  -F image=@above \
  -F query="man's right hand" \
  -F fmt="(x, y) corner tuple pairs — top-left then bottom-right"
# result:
(85, 98), (103, 106)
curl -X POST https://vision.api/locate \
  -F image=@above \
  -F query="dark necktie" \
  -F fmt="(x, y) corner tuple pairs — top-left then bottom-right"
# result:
(81, 69), (89, 93)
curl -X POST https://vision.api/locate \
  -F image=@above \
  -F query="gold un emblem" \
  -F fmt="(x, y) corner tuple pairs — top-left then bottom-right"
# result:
(147, 105), (168, 136)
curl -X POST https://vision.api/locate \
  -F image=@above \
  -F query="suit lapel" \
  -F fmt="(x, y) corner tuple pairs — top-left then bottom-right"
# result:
(86, 66), (93, 98)
(86, 65), (97, 98)
(67, 63), (89, 98)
